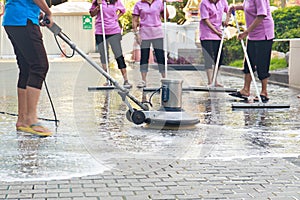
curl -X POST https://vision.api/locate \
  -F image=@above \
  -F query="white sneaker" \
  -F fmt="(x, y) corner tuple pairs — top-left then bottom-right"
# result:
(137, 81), (146, 88)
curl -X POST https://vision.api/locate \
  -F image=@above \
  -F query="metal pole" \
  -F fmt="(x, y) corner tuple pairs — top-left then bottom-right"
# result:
(99, 1), (110, 85)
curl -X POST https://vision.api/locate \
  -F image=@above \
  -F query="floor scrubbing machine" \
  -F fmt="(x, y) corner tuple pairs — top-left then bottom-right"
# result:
(44, 19), (200, 129)
(127, 79), (200, 129)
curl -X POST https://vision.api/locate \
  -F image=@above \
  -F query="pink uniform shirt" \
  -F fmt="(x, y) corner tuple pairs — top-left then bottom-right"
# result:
(90, 0), (125, 35)
(132, 0), (164, 40)
(243, 0), (274, 40)
(199, 0), (228, 40)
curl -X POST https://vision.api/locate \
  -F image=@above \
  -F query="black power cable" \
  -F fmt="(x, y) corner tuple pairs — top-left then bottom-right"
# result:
(44, 81), (59, 127)
(54, 32), (75, 58)
(142, 87), (162, 108)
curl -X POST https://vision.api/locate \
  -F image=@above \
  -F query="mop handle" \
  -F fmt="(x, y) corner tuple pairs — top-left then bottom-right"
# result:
(163, 0), (168, 78)
(211, 26), (225, 86)
(99, 2), (110, 82)
(232, 10), (262, 103)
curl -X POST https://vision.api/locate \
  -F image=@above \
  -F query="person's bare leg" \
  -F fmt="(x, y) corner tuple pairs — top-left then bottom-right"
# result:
(141, 72), (147, 83)
(206, 69), (213, 85)
(260, 78), (268, 97)
(16, 88), (27, 128)
(26, 86), (40, 126)
(102, 64), (107, 72)
(240, 73), (252, 96)
(26, 86), (49, 132)
(120, 68), (128, 82)
(161, 72), (166, 78)
(213, 70), (223, 87)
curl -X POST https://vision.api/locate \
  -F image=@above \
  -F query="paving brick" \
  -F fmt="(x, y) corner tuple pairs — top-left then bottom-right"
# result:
(85, 191), (110, 197)
(9, 185), (34, 190)
(150, 194), (177, 200)
(59, 192), (85, 198)
(109, 190), (135, 196)
(175, 194), (201, 199)
(33, 193), (59, 198)
(73, 197), (98, 200)
(144, 186), (168, 191)
(98, 197), (124, 200)
(124, 195), (150, 200)
(34, 184), (58, 189)
(119, 186), (144, 191)
(6, 193), (32, 199)
(46, 188), (71, 193)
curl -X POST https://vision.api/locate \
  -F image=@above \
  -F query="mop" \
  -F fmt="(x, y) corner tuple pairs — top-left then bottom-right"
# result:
(188, 24), (237, 93)
(230, 11), (290, 109)
(88, 1), (118, 90)
(164, 0), (168, 78)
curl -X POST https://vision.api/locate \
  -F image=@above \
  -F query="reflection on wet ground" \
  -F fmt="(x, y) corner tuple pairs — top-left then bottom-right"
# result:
(0, 59), (300, 180)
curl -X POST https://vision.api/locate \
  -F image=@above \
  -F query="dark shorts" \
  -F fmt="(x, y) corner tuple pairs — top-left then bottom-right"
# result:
(140, 38), (165, 73)
(4, 20), (49, 89)
(243, 39), (273, 80)
(200, 40), (223, 70)
(96, 33), (126, 69)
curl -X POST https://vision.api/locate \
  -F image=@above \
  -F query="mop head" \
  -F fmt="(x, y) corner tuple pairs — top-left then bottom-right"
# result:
(232, 103), (290, 109)
(143, 86), (237, 93)
(88, 86), (115, 91)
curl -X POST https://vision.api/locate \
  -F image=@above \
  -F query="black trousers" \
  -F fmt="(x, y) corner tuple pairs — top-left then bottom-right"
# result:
(4, 20), (49, 89)
(243, 39), (273, 80)
(201, 40), (223, 70)
(140, 38), (165, 73)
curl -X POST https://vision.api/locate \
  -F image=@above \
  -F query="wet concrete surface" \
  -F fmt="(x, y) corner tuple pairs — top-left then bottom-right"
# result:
(0, 57), (300, 182)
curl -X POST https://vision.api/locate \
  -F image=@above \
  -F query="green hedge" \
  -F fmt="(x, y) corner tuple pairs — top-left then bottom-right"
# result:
(223, 37), (244, 65)
(272, 6), (300, 53)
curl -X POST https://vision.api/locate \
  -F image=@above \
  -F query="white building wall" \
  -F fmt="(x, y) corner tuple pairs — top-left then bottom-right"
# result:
(0, 2), (95, 58)
(289, 39), (300, 88)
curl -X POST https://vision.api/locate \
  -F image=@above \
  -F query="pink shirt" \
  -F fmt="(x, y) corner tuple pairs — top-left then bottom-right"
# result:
(132, 0), (164, 40)
(199, 0), (228, 40)
(243, 0), (274, 40)
(90, 0), (125, 35)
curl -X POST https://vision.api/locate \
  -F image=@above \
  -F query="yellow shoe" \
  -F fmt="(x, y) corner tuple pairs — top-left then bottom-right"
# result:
(25, 123), (52, 137)
(16, 126), (31, 132)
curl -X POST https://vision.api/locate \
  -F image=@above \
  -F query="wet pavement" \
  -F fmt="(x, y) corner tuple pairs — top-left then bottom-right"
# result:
(0, 56), (300, 199)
